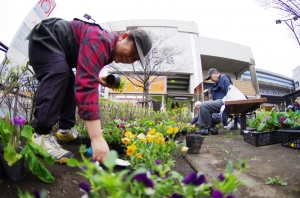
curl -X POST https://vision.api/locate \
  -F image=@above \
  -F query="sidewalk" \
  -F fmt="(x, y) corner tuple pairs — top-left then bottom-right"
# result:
(184, 129), (300, 198)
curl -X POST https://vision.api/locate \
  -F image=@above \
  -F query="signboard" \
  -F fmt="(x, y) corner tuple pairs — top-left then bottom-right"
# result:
(6, 0), (56, 68)
(109, 76), (167, 94)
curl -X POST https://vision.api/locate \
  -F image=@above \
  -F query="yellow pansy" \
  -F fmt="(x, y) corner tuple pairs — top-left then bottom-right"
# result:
(156, 136), (165, 145)
(167, 127), (173, 134)
(135, 152), (143, 159)
(173, 127), (179, 133)
(125, 131), (132, 137)
(154, 132), (163, 137)
(121, 137), (129, 145)
(146, 134), (155, 142)
(137, 133), (147, 142)
(147, 128), (156, 135)
(128, 133), (137, 140)
(126, 144), (137, 156)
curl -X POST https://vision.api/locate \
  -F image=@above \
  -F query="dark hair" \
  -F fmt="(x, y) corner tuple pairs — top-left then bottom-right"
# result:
(127, 30), (135, 42)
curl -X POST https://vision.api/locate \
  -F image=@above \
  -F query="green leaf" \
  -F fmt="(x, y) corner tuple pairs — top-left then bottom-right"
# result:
(27, 142), (54, 165)
(103, 150), (118, 171)
(3, 143), (22, 166)
(23, 147), (55, 183)
(66, 158), (80, 167)
(20, 125), (33, 139)
(280, 181), (288, 186)
(226, 160), (234, 174)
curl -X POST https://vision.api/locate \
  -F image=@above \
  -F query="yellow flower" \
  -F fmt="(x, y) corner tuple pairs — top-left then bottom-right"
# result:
(147, 128), (156, 135)
(181, 146), (189, 152)
(156, 136), (165, 145)
(137, 133), (147, 142)
(167, 127), (173, 134)
(173, 127), (179, 133)
(126, 145), (137, 156)
(121, 137), (129, 145)
(154, 132), (163, 137)
(146, 134), (155, 142)
(135, 152), (143, 159)
(128, 134), (137, 140)
(125, 131), (132, 137)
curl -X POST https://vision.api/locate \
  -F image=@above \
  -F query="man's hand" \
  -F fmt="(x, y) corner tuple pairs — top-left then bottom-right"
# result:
(91, 136), (110, 163)
(84, 119), (110, 163)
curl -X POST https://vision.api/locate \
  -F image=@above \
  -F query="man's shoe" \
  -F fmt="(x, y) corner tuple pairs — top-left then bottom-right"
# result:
(56, 129), (83, 144)
(209, 128), (218, 135)
(195, 127), (209, 135)
(32, 134), (74, 164)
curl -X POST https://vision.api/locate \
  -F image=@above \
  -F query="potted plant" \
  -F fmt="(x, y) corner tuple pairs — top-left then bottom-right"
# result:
(0, 114), (55, 183)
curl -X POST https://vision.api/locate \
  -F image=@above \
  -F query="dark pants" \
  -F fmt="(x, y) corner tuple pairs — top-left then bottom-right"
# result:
(29, 46), (76, 135)
(222, 111), (228, 126)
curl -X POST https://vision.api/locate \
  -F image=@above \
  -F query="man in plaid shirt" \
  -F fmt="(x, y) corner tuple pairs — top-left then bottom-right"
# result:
(27, 17), (152, 164)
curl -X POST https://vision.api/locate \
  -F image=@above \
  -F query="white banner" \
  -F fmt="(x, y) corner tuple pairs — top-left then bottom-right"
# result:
(6, 0), (56, 68)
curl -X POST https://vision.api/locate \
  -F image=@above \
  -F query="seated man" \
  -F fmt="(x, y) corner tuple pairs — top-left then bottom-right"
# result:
(191, 101), (220, 135)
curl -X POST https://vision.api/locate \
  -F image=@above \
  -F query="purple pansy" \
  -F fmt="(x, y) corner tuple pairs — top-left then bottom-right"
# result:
(218, 173), (225, 181)
(170, 193), (184, 198)
(33, 190), (41, 198)
(133, 173), (154, 188)
(129, 124), (133, 128)
(226, 195), (234, 198)
(78, 182), (91, 196)
(212, 190), (223, 198)
(155, 159), (162, 165)
(182, 172), (206, 185)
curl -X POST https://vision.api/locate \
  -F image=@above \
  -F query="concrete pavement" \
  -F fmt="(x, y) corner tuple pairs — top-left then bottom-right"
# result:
(183, 129), (300, 198)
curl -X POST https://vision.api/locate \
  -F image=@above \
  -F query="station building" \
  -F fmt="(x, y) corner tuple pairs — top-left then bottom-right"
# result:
(99, 19), (294, 112)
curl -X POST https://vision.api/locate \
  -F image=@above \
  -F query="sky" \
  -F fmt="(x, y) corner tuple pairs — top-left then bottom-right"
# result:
(0, 0), (299, 78)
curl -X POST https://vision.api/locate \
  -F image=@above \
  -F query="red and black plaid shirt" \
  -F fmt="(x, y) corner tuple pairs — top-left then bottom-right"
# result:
(71, 20), (118, 120)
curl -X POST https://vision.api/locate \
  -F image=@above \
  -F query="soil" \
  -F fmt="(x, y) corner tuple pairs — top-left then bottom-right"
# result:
(0, 136), (195, 198)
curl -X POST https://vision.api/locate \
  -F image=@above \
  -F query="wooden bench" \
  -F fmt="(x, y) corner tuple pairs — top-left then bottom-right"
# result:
(225, 98), (267, 134)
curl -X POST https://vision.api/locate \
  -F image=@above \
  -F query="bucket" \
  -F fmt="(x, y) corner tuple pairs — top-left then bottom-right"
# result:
(186, 135), (204, 154)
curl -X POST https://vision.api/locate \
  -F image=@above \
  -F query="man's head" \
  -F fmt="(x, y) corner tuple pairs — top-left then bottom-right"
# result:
(113, 29), (152, 65)
(194, 101), (201, 110)
(205, 68), (220, 82)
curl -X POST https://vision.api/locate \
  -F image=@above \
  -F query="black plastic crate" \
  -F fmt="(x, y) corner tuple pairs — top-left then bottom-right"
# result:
(277, 130), (300, 149)
(243, 130), (281, 147)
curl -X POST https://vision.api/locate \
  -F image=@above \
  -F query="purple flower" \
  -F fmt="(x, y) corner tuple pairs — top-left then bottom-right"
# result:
(182, 172), (206, 185)
(13, 117), (26, 127)
(262, 119), (266, 123)
(266, 117), (271, 120)
(218, 173), (225, 181)
(133, 173), (154, 188)
(212, 190), (223, 198)
(226, 195), (234, 198)
(279, 117), (287, 122)
(92, 158), (97, 163)
(155, 159), (162, 165)
(33, 190), (41, 198)
(129, 124), (133, 128)
(170, 193), (184, 198)
(78, 182), (91, 196)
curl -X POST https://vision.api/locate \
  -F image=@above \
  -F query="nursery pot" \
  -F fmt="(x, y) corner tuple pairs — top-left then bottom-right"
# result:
(0, 144), (25, 182)
(186, 135), (204, 154)
(106, 74), (121, 88)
